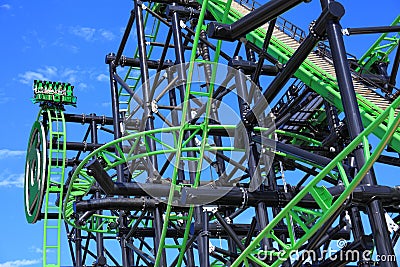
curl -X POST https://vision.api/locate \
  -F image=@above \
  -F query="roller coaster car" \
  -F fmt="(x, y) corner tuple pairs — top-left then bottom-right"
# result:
(32, 79), (77, 107)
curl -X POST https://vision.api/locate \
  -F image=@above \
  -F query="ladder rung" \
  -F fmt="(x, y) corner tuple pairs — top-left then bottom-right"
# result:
(169, 215), (189, 220)
(180, 157), (200, 161)
(46, 226), (59, 229)
(164, 244), (182, 249)
(190, 91), (210, 97)
(49, 188), (61, 193)
(45, 245), (59, 248)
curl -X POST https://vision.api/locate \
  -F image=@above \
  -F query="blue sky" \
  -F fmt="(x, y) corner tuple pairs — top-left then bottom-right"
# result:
(0, 0), (399, 266)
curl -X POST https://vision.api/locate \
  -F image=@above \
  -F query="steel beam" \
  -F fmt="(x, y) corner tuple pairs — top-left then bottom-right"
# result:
(208, 0), (303, 41)
(325, 4), (397, 266)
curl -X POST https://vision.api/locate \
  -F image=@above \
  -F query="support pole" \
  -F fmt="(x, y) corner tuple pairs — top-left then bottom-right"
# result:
(91, 116), (106, 266)
(325, 4), (397, 266)
(342, 25), (400, 35)
(134, 0), (159, 173)
(75, 223), (83, 267)
(388, 45), (400, 92)
(115, 10), (136, 65)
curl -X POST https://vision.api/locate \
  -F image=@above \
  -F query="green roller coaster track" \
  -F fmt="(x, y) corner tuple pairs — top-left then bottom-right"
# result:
(28, 0), (399, 266)
(357, 15), (400, 72)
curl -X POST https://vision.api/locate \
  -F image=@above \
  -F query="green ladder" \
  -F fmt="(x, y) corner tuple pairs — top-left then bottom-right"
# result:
(42, 109), (67, 267)
(119, 3), (161, 115)
(154, 1), (231, 265)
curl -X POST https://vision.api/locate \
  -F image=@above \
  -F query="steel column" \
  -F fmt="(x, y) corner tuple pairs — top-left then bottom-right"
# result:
(325, 6), (397, 266)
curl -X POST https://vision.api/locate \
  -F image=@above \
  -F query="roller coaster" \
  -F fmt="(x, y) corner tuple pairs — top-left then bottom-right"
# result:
(24, 0), (400, 266)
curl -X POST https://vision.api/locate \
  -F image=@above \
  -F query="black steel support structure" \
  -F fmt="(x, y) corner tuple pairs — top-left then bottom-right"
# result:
(90, 116), (106, 267)
(325, 3), (397, 266)
(208, 0), (303, 41)
(33, 0), (400, 266)
(134, 0), (159, 174)
(244, 2), (345, 125)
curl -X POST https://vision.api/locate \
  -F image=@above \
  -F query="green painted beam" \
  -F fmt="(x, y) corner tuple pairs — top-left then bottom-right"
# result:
(357, 15), (400, 71)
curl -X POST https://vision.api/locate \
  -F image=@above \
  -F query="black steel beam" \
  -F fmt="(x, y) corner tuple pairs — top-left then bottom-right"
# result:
(208, 0), (303, 41)
(244, 2), (345, 125)
(50, 141), (146, 154)
(325, 5), (397, 265)
(75, 198), (159, 211)
(228, 57), (279, 76)
(252, 135), (350, 172)
(134, 0), (158, 173)
(115, 10), (135, 65)
(64, 113), (114, 125)
(377, 155), (400, 167)
(105, 54), (174, 69)
(342, 26), (400, 36)
(388, 45), (400, 91)
(89, 118), (106, 267)
(253, 18), (277, 85)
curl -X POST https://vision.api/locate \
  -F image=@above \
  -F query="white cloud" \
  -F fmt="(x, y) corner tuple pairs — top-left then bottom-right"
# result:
(0, 172), (24, 188)
(18, 66), (107, 91)
(0, 149), (25, 159)
(0, 259), (40, 267)
(38, 66), (57, 77)
(69, 26), (96, 41)
(78, 82), (88, 89)
(29, 246), (42, 254)
(29, 246), (54, 254)
(99, 29), (115, 41)
(68, 25), (115, 42)
(96, 73), (109, 82)
(19, 71), (47, 85)
(0, 4), (11, 10)
(52, 37), (79, 54)
(19, 66), (63, 84)
(19, 66), (89, 88)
